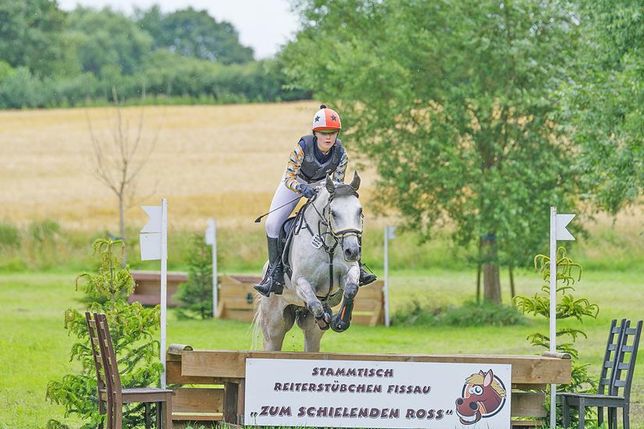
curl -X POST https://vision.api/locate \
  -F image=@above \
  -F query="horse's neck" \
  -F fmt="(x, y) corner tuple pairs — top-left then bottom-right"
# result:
(303, 192), (330, 235)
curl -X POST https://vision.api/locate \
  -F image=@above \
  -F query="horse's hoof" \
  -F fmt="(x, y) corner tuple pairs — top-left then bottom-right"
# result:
(331, 317), (350, 333)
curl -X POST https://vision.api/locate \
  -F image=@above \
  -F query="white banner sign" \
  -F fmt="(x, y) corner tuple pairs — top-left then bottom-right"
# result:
(245, 359), (511, 428)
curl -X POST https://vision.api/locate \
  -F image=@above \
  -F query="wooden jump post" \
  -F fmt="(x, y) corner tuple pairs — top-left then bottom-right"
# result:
(166, 346), (571, 428)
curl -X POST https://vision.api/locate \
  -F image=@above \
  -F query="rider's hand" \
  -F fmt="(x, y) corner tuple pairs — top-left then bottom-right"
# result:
(297, 184), (316, 199)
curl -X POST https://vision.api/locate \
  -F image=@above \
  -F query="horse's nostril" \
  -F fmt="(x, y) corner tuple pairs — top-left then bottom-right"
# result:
(456, 398), (463, 405)
(469, 402), (478, 410)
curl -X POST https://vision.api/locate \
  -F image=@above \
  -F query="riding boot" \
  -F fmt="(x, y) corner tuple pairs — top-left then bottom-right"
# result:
(254, 236), (284, 297)
(359, 262), (377, 286)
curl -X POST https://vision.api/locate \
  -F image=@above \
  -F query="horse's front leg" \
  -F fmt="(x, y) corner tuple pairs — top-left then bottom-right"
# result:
(331, 264), (360, 332)
(295, 276), (331, 330)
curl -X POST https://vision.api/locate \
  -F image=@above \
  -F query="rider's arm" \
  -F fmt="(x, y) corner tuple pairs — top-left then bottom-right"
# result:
(333, 147), (348, 183)
(284, 141), (305, 193)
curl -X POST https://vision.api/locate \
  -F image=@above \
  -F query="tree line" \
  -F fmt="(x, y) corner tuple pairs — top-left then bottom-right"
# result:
(0, 1), (309, 108)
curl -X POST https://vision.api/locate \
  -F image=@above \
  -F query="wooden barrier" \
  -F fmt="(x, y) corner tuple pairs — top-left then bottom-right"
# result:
(166, 346), (571, 428)
(129, 273), (384, 327)
(128, 270), (187, 307)
(218, 275), (385, 326)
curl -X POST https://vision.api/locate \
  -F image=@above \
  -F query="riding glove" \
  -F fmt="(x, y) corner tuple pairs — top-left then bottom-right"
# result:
(297, 184), (316, 199)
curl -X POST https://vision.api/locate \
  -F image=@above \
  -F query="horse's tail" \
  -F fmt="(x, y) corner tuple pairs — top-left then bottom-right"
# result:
(250, 261), (269, 350)
(251, 294), (264, 350)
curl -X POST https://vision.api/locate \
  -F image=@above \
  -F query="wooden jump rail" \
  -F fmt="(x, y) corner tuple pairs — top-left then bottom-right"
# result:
(218, 275), (385, 326)
(166, 345), (571, 428)
(129, 272), (386, 326)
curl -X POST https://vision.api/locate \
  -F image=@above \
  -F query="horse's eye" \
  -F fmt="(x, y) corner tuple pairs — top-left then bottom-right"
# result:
(470, 386), (483, 395)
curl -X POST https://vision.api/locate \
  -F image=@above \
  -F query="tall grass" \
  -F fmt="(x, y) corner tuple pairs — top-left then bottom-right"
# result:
(0, 219), (644, 275)
(0, 218), (641, 275)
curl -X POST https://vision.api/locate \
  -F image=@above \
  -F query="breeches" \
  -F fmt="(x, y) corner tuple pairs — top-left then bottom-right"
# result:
(265, 182), (301, 238)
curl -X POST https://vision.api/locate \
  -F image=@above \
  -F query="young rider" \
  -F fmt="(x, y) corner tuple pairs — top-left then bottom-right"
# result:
(254, 105), (376, 297)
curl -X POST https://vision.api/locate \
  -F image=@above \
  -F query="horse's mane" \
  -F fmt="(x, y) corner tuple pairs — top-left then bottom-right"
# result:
(465, 373), (506, 398)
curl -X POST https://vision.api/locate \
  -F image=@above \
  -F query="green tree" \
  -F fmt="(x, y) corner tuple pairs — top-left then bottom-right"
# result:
(66, 7), (153, 78)
(563, 0), (642, 215)
(0, 0), (67, 77)
(283, 0), (583, 303)
(176, 234), (214, 319)
(46, 239), (161, 428)
(136, 6), (254, 64)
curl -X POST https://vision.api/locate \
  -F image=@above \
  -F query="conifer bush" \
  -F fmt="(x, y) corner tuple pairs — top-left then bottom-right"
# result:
(46, 239), (162, 428)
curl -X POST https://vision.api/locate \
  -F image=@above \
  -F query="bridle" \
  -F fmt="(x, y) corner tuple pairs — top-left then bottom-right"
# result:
(297, 189), (363, 301)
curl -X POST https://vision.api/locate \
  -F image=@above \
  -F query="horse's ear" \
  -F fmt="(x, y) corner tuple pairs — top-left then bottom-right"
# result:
(350, 171), (361, 191)
(483, 370), (493, 386)
(326, 174), (335, 194)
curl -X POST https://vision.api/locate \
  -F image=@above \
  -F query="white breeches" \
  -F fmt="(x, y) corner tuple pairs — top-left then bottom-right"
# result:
(265, 176), (325, 238)
(265, 181), (301, 238)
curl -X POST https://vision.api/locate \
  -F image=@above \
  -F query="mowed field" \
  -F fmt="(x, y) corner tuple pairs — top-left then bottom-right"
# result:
(0, 101), (379, 230)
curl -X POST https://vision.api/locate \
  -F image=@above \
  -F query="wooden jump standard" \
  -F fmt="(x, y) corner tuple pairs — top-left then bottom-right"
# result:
(167, 345), (571, 428)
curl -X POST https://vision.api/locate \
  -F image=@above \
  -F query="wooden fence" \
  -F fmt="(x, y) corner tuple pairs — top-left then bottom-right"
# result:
(167, 346), (572, 428)
(129, 272), (385, 327)
(218, 275), (385, 327)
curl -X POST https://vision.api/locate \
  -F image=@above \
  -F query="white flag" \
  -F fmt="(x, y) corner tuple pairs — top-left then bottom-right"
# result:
(555, 214), (575, 241)
(140, 205), (162, 260)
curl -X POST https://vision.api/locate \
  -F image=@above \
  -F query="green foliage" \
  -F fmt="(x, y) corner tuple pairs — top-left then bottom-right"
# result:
(393, 299), (526, 327)
(0, 0), (67, 77)
(562, 0), (643, 215)
(176, 234), (214, 319)
(45, 239), (161, 429)
(0, 221), (20, 249)
(282, 0), (584, 296)
(514, 247), (599, 424)
(0, 3), (308, 108)
(136, 6), (254, 64)
(66, 7), (153, 77)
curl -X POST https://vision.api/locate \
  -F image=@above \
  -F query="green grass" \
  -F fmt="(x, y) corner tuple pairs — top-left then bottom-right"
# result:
(0, 269), (642, 428)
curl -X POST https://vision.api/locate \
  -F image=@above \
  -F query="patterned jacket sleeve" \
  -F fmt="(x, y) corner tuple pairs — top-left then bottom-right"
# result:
(284, 142), (305, 193)
(334, 147), (348, 183)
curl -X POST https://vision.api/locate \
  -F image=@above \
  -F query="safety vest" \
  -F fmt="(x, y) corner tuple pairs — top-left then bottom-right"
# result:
(297, 135), (345, 182)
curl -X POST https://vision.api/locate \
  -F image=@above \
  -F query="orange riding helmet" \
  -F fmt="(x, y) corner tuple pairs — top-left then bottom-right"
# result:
(312, 104), (342, 132)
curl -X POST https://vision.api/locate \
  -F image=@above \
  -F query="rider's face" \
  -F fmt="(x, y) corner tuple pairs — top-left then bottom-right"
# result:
(315, 131), (338, 153)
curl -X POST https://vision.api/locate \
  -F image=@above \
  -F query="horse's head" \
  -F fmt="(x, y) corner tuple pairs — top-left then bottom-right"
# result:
(455, 369), (506, 425)
(321, 172), (363, 262)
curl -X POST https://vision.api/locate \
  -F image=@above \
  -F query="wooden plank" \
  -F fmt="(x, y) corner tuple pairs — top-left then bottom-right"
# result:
(172, 412), (223, 422)
(173, 387), (224, 413)
(511, 391), (547, 417)
(223, 382), (240, 424)
(167, 360), (227, 385)
(180, 350), (572, 384)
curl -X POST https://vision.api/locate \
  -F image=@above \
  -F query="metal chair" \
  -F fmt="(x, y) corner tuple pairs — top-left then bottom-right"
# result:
(559, 319), (642, 429)
(86, 312), (173, 429)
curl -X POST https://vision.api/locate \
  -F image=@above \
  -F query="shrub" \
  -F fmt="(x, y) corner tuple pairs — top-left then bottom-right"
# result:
(0, 222), (20, 249)
(176, 234), (214, 319)
(514, 247), (599, 425)
(46, 239), (162, 428)
(392, 298), (525, 327)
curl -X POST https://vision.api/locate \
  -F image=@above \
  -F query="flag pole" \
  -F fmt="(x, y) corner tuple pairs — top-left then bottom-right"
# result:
(549, 206), (557, 428)
(160, 198), (168, 389)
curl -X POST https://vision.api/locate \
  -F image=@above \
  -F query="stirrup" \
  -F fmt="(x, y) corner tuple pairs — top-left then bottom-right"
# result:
(359, 265), (377, 286)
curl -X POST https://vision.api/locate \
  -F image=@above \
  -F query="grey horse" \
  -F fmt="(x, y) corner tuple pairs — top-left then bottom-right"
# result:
(254, 172), (364, 352)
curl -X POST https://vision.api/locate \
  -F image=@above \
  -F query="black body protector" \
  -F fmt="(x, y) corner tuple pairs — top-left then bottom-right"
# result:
(297, 135), (345, 183)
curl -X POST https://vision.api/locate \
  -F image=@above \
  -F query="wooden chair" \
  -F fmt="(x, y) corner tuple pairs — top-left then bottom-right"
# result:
(86, 312), (173, 429)
(559, 319), (642, 429)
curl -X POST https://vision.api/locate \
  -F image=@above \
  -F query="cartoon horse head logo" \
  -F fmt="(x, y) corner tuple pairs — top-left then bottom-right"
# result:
(455, 369), (507, 425)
